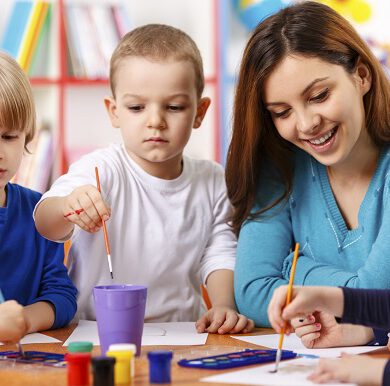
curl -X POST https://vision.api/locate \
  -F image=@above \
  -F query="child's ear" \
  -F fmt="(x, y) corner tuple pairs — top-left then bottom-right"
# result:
(193, 97), (211, 129)
(104, 96), (120, 128)
(354, 59), (372, 96)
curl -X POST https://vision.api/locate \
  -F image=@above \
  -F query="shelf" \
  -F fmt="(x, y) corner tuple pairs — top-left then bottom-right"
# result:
(30, 76), (218, 86)
(62, 78), (109, 85)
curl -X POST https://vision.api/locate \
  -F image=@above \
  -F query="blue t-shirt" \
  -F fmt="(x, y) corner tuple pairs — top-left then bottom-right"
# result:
(235, 147), (390, 326)
(0, 183), (77, 328)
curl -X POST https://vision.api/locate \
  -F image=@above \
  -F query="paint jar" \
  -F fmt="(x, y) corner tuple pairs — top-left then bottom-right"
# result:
(65, 352), (91, 386)
(92, 356), (115, 386)
(147, 351), (173, 384)
(106, 349), (132, 384)
(108, 343), (136, 378)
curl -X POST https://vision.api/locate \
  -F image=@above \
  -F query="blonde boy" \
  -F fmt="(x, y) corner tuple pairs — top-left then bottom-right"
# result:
(35, 25), (253, 333)
(0, 51), (77, 343)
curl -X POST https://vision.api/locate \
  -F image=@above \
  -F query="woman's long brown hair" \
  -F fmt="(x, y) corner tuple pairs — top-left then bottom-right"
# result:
(226, 1), (390, 236)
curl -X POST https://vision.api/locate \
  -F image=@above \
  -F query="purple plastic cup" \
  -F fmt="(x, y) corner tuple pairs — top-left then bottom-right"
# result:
(93, 285), (147, 356)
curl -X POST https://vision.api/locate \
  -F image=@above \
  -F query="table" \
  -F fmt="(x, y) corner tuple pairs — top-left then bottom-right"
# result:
(0, 325), (388, 386)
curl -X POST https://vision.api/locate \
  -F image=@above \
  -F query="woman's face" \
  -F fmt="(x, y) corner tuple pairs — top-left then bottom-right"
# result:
(263, 54), (372, 169)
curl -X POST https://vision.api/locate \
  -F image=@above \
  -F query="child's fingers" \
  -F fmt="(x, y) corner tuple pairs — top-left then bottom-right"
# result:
(86, 189), (111, 221)
(206, 314), (226, 333)
(290, 314), (315, 329)
(63, 195), (97, 232)
(268, 286), (289, 331)
(294, 320), (321, 338)
(228, 314), (251, 334)
(217, 311), (244, 334)
(308, 359), (337, 383)
(64, 185), (110, 231)
(301, 331), (321, 349)
(195, 315), (209, 333)
(308, 371), (333, 384)
(242, 318), (255, 333)
(77, 195), (104, 228)
(68, 202), (98, 232)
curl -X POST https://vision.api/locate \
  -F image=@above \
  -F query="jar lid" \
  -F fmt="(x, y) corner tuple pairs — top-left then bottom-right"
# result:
(108, 343), (136, 353)
(92, 356), (116, 368)
(68, 341), (93, 353)
(147, 350), (173, 361)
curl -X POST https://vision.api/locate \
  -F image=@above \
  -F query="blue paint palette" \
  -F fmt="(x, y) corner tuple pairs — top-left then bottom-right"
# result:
(178, 348), (296, 370)
(0, 351), (66, 367)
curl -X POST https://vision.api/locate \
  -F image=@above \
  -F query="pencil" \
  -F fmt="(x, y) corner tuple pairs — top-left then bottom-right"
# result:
(0, 289), (24, 357)
(95, 166), (114, 279)
(201, 284), (212, 310)
(272, 242), (300, 373)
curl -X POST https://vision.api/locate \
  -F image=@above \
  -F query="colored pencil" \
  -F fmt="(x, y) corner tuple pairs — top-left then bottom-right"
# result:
(272, 242), (300, 373)
(95, 166), (114, 279)
(201, 284), (212, 310)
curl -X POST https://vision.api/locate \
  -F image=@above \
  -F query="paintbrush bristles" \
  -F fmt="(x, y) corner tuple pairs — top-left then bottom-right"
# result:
(17, 342), (24, 357)
(272, 348), (282, 373)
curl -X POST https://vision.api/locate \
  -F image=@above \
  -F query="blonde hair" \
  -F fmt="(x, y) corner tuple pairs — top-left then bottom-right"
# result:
(110, 24), (204, 99)
(0, 51), (36, 149)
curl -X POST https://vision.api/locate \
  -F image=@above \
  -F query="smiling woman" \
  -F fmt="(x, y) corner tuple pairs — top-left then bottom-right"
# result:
(225, 0), (390, 328)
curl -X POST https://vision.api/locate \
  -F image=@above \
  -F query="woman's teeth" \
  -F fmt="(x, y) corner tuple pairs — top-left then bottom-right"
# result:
(309, 129), (335, 145)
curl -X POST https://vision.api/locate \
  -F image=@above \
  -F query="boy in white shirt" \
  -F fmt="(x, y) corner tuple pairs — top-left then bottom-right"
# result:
(35, 24), (254, 334)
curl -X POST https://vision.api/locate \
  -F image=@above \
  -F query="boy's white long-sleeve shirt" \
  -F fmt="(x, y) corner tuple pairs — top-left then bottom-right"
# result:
(36, 143), (236, 322)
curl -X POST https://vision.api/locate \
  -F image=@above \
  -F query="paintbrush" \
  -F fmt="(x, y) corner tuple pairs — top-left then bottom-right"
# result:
(270, 242), (300, 373)
(95, 166), (114, 279)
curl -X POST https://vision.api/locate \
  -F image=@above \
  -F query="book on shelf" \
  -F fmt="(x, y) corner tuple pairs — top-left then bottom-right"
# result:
(1, 1), (51, 74)
(28, 2), (52, 78)
(111, 4), (133, 39)
(12, 123), (54, 194)
(64, 3), (132, 79)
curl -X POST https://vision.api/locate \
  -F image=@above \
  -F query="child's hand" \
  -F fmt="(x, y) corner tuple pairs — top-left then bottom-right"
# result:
(268, 285), (343, 334)
(294, 311), (374, 349)
(62, 185), (111, 232)
(308, 354), (387, 385)
(195, 306), (254, 334)
(293, 311), (345, 348)
(0, 301), (29, 344)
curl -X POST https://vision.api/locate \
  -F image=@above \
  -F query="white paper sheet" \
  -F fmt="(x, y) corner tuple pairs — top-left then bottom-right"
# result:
(141, 322), (208, 346)
(0, 333), (61, 345)
(63, 320), (207, 346)
(230, 333), (383, 357)
(201, 357), (357, 386)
